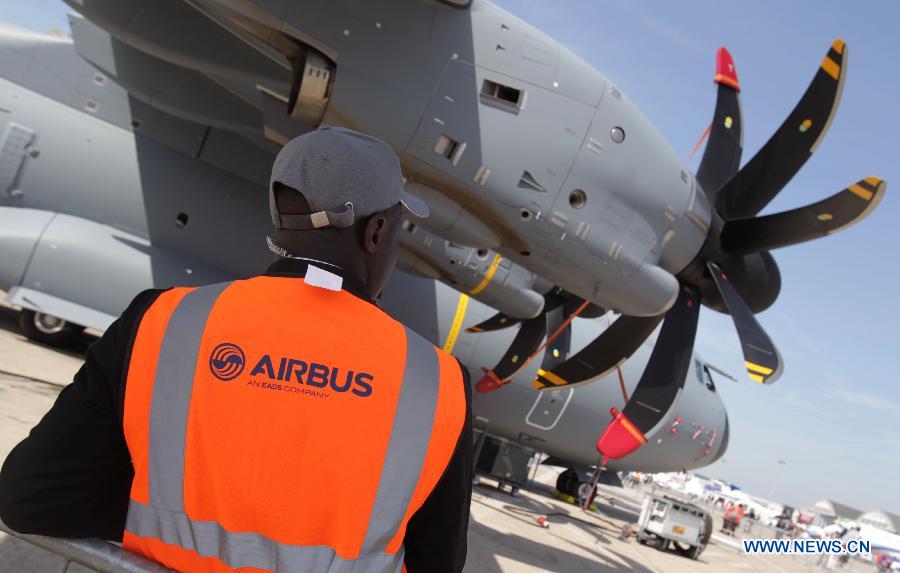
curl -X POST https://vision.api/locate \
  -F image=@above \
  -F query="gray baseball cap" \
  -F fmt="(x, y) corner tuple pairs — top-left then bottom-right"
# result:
(269, 126), (428, 230)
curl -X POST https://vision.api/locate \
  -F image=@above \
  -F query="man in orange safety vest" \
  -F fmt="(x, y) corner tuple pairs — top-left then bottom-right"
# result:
(0, 126), (473, 573)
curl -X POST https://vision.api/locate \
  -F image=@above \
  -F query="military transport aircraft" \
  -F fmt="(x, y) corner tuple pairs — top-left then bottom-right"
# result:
(0, 0), (885, 498)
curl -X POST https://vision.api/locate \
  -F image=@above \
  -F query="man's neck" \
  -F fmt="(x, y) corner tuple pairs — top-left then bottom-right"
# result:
(270, 233), (370, 293)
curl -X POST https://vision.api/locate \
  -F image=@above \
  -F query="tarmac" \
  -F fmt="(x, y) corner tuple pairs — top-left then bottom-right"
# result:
(0, 299), (873, 572)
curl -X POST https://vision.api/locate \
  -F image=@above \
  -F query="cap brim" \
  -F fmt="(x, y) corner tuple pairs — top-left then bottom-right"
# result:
(400, 190), (429, 218)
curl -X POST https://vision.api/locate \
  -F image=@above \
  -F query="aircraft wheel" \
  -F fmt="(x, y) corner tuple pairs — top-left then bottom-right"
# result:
(18, 309), (80, 345)
(555, 469), (581, 496)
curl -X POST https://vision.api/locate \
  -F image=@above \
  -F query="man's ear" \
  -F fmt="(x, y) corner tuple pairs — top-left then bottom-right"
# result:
(363, 214), (388, 254)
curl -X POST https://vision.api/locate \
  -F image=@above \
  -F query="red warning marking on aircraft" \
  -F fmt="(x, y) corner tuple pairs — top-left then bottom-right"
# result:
(714, 47), (741, 91)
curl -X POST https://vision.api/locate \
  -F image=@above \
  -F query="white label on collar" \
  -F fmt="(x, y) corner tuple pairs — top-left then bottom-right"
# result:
(305, 265), (343, 291)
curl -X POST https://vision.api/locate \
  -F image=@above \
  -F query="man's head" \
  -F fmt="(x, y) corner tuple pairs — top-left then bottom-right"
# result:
(267, 127), (427, 298)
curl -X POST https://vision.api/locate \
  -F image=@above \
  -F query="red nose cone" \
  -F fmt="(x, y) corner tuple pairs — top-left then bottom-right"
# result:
(714, 47), (740, 92)
(596, 408), (648, 460)
(475, 369), (503, 394)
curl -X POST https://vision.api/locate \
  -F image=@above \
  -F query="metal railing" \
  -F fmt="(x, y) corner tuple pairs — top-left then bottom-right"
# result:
(0, 519), (172, 573)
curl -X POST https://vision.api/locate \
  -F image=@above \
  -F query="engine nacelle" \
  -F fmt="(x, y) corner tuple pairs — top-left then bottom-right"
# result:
(398, 223), (544, 319)
(404, 181), (501, 249)
(0, 207), (230, 330)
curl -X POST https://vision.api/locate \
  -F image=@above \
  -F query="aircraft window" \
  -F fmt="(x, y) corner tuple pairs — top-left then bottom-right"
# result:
(476, 248), (489, 260)
(175, 212), (189, 228)
(480, 80), (523, 112)
(433, 134), (466, 165)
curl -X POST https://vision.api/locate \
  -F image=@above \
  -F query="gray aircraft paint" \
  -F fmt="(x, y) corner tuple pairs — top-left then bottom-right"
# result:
(81, 0), (705, 316)
(0, 12), (728, 473)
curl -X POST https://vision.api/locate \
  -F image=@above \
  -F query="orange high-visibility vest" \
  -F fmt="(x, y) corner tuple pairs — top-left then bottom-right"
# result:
(121, 276), (467, 572)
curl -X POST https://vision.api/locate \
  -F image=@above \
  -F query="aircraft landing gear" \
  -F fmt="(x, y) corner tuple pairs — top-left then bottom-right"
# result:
(18, 309), (82, 345)
(556, 468), (582, 497)
(556, 468), (600, 508)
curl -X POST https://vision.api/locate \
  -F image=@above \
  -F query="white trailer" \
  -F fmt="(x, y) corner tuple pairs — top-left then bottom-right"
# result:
(635, 494), (712, 560)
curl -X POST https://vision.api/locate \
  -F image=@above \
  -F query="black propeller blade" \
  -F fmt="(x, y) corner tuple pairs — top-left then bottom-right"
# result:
(466, 312), (519, 333)
(722, 177), (886, 255)
(621, 286), (700, 434)
(707, 262), (783, 384)
(716, 40), (847, 218)
(696, 47), (743, 196)
(466, 293), (602, 334)
(593, 287), (700, 466)
(532, 314), (662, 391)
(489, 315), (547, 381)
(540, 303), (572, 371)
(565, 299), (607, 319)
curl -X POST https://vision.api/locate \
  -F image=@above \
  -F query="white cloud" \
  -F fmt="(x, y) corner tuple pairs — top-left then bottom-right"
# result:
(826, 389), (900, 413)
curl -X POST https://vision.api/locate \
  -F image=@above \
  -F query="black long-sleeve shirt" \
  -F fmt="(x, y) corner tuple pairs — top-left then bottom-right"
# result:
(0, 259), (472, 572)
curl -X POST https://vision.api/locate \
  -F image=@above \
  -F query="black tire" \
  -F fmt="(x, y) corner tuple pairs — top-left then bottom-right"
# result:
(18, 309), (80, 345)
(556, 469), (581, 497)
(674, 541), (698, 559)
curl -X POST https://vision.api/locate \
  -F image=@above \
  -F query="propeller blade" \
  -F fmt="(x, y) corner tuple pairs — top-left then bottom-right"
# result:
(722, 177), (886, 254)
(540, 303), (572, 370)
(532, 314), (662, 391)
(566, 299), (607, 319)
(621, 286), (701, 434)
(466, 312), (520, 333)
(595, 286), (701, 462)
(716, 40), (848, 218)
(707, 262), (783, 384)
(696, 47), (744, 196)
(491, 315), (547, 381)
(466, 293), (573, 334)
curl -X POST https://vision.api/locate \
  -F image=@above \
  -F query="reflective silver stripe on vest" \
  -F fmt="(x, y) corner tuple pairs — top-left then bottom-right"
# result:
(360, 328), (439, 554)
(126, 502), (404, 573)
(128, 289), (441, 573)
(148, 282), (232, 511)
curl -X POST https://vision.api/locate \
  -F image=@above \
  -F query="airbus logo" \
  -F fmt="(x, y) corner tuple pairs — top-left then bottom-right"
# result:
(209, 342), (246, 381)
(207, 342), (374, 398)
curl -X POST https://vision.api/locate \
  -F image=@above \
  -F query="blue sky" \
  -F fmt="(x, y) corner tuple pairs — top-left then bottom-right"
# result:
(3, 0), (898, 513)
